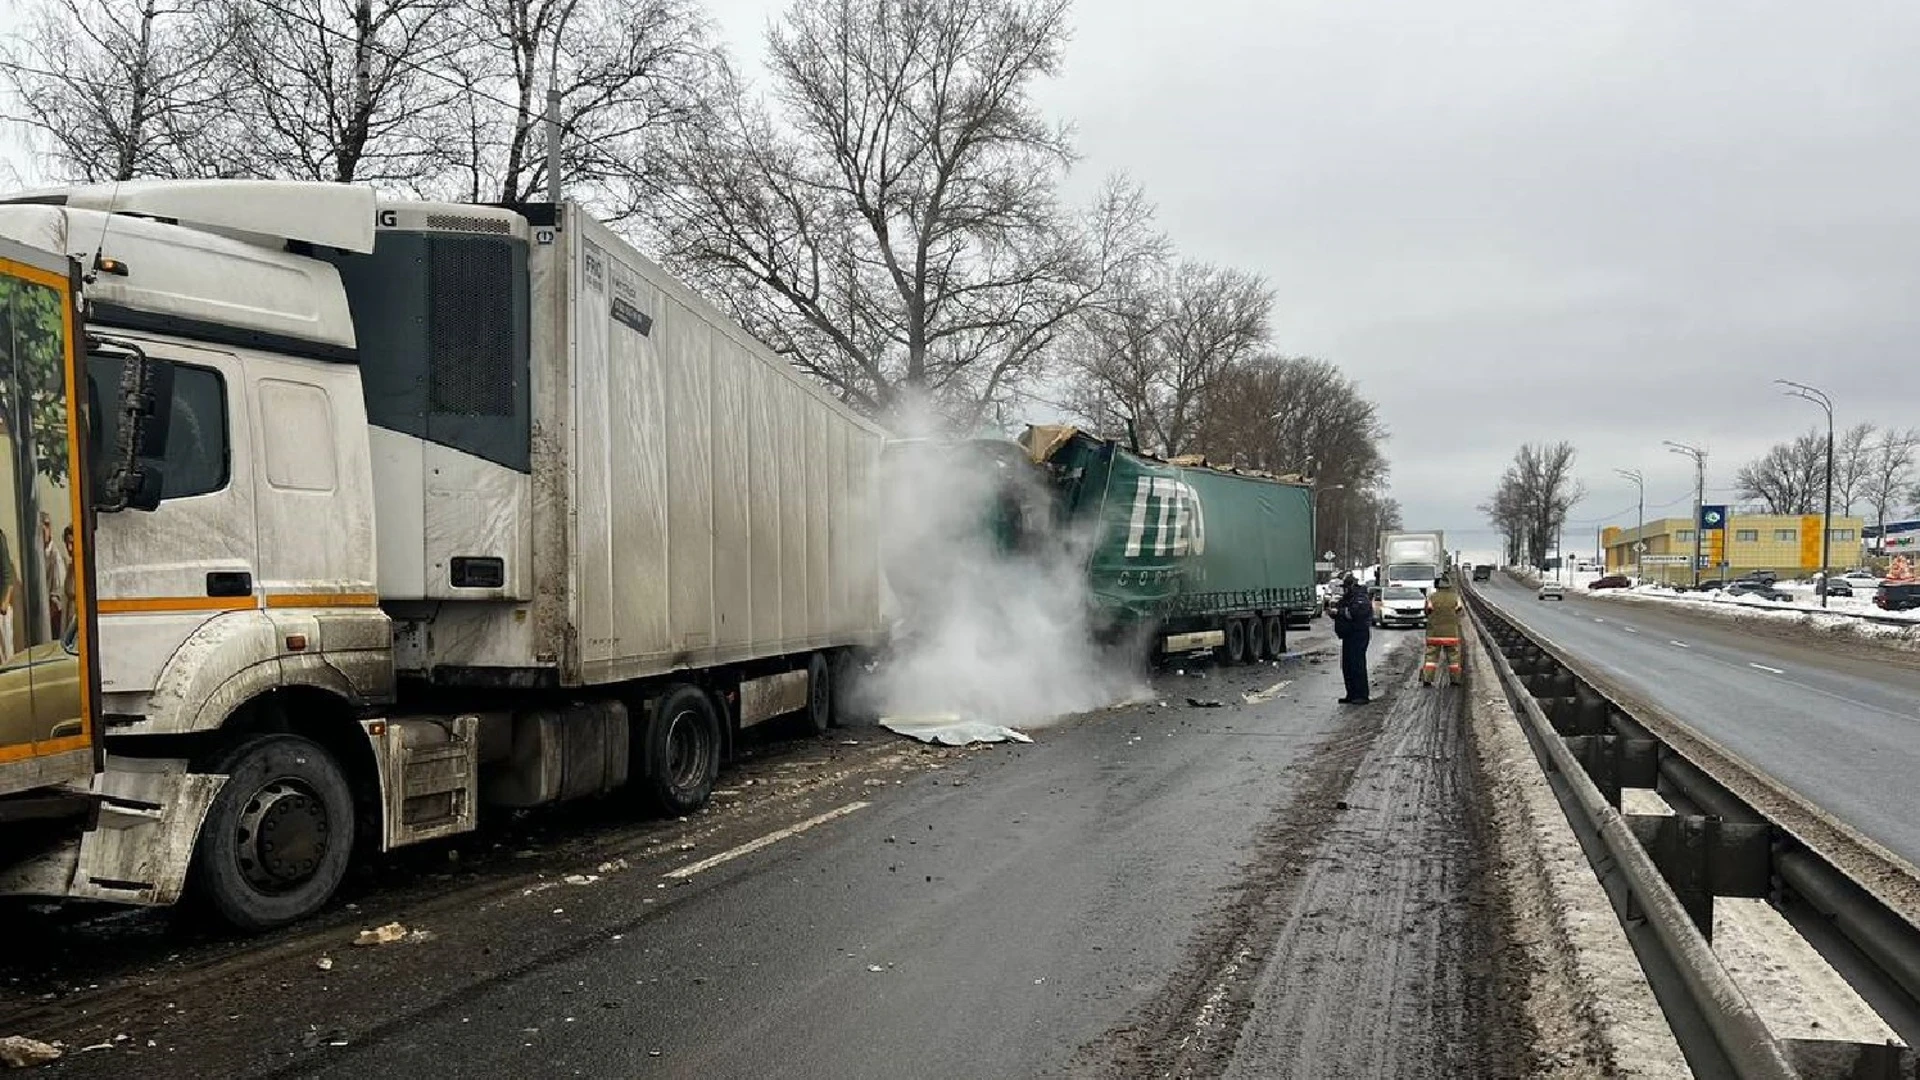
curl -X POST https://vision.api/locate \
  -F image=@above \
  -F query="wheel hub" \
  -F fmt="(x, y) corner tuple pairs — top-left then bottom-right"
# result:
(236, 781), (330, 893)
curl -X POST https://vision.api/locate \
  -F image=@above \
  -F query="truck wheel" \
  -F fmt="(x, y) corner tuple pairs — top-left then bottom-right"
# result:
(189, 734), (354, 932)
(1246, 616), (1267, 661)
(1265, 615), (1287, 657)
(641, 684), (720, 817)
(1224, 618), (1248, 665)
(805, 653), (833, 734)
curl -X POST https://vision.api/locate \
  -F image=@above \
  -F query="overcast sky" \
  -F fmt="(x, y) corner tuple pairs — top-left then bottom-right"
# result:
(706, 0), (1920, 558)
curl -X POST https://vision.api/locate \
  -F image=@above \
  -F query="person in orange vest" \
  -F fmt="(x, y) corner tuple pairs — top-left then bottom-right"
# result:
(1421, 575), (1464, 686)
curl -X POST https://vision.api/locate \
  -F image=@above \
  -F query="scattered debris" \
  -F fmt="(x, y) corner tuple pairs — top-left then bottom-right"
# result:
(1186, 697), (1224, 708)
(352, 922), (408, 947)
(299, 1027), (350, 1050)
(880, 715), (1032, 746)
(596, 859), (629, 874)
(76, 1042), (114, 1054)
(1242, 679), (1293, 705)
(564, 874), (601, 886)
(0, 1036), (61, 1068)
(866, 964), (885, 973)
(316, 957), (334, 972)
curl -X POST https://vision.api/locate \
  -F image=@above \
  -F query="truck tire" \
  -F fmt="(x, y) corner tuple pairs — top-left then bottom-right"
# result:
(805, 653), (833, 734)
(1265, 615), (1286, 658)
(830, 649), (871, 726)
(1245, 616), (1267, 662)
(641, 684), (721, 817)
(189, 734), (354, 932)
(1224, 618), (1248, 665)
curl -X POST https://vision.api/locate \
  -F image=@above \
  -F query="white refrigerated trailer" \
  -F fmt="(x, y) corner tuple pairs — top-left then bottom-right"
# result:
(0, 181), (885, 928)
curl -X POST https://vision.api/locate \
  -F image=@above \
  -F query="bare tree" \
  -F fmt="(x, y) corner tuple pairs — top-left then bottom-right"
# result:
(1833, 422), (1877, 515)
(440, 0), (722, 210)
(205, 0), (463, 186)
(657, 0), (1161, 426)
(0, 0), (226, 181)
(1862, 427), (1919, 544)
(1735, 429), (1826, 515)
(1068, 261), (1271, 456)
(1484, 442), (1584, 567)
(1190, 355), (1389, 488)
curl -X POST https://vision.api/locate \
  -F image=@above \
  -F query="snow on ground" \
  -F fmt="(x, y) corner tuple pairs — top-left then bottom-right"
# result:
(1585, 584), (1920, 652)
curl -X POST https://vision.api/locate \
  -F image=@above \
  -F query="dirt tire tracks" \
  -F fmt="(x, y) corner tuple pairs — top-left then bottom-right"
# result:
(1076, 661), (1531, 1079)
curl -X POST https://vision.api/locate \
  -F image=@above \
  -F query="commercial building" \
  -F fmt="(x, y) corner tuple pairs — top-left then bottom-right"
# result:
(1603, 513), (1867, 580)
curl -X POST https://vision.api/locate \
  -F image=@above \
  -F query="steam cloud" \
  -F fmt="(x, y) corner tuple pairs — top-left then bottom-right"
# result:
(858, 419), (1146, 728)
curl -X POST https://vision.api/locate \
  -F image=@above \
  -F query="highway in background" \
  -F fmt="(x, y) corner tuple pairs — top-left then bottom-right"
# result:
(1478, 574), (1920, 869)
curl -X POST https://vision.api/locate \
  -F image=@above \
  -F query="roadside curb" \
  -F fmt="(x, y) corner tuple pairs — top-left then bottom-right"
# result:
(1460, 613), (1693, 1078)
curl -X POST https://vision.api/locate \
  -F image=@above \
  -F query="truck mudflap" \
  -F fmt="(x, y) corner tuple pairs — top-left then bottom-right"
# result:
(0, 758), (223, 905)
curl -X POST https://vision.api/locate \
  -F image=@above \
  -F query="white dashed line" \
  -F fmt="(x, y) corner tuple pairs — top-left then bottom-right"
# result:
(664, 801), (871, 879)
(1669, 640), (1691, 649)
(1749, 663), (1784, 675)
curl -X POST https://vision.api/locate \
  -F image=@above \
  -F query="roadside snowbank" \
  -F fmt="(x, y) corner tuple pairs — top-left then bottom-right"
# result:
(1586, 588), (1920, 653)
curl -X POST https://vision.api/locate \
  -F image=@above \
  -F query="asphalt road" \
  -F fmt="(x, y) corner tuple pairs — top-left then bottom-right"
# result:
(13, 625), (1527, 1079)
(1479, 575), (1920, 869)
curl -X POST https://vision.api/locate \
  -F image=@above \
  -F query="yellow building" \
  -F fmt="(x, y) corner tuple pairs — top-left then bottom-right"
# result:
(1603, 513), (1867, 580)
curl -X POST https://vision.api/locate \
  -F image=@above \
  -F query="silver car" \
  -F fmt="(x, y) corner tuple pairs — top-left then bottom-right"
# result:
(1537, 582), (1566, 601)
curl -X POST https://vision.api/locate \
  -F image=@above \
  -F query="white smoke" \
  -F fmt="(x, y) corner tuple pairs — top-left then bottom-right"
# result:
(857, 418), (1147, 729)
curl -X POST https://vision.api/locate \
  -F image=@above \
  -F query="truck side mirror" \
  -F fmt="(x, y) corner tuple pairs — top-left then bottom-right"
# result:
(124, 463), (165, 512)
(133, 355), (174, 461)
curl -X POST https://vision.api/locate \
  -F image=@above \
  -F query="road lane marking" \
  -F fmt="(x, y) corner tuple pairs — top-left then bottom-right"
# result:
(1749, 663), (1784, 675)
(664, 801), (872, 879)
(1669, 640), (1691, 648)
(1593, 617), (1606, 623)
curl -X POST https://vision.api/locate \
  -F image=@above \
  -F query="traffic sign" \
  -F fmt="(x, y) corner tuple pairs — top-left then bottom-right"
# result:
(1699, 504), (1727, 530)
(1634, 540), (1649, 553)
(1641, 554), (1690, 565)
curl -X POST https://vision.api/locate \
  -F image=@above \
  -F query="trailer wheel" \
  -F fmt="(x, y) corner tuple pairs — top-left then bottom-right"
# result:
(641, 685), (721, 817)
(189, 734), (354, 931)
(805, 653), (833, 734)
(1265, 615), (1287, 658)
(1245, 616), (1267, 662)
(1223, 618), (1248, 665)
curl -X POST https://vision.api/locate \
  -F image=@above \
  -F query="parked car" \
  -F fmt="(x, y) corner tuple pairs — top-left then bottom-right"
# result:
(1374, 586), (1427, 628)
(1814, 577), (1853, 597)
(1588, 575), (1630, 590)
(1691, 579), (1725, 592)
(1537, 582), (1565, 601)
(1841, 570), (1884, 585)
(1874, 582), (1920, 611)
(1736, 570), (1778, 584)
(1725, 581), (1792, 601)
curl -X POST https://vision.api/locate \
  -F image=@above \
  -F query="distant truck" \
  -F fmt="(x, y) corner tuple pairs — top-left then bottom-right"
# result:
(1472, 565), (1492, 582)
(1020, 427), (1316, 663)
(0, 181), (885, 930)
(1379, 532), (1447, 593)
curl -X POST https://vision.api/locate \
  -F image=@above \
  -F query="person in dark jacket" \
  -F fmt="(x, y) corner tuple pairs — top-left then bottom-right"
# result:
(1329, 574), (1371, 704)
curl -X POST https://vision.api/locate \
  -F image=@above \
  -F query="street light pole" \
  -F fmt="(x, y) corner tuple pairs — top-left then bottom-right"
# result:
(1665, 441), (1707, 588)
(1614, 468), (1644, 579)
(1777, 379), (1835, 608)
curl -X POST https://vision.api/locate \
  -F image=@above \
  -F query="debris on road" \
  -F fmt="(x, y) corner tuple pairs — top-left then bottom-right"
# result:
(564, 874), (601, 886)
(1242, 679), (1293, 704)
(352, 922), (408, 947)
(299, 1027), (350, 1049)
(316, 957), (334, 972)
(596, 858), (629, 874)
(0, 1036), (62, 1068)
(880, 715), (1033, 746)
(1185, 698), (1224, 708)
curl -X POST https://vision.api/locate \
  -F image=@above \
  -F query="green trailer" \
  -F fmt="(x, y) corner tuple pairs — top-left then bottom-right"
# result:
(1021, 426), (1316, 663)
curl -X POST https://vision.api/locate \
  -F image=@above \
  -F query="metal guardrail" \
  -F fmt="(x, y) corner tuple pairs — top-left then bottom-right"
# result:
(1465, 577), (1920, 1079)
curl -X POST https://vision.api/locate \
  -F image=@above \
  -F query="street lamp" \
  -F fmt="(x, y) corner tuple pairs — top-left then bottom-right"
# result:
(1664, 441), (1707, 588)
(1614, 468), (1644, 579)
(1777, 379), (1835, 608)
(1314, 482), (1346, 570)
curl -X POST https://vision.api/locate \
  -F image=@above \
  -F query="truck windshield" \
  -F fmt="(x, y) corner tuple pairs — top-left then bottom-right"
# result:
(1384, 587), (1423, 600)
(1386, 563), (1437, 580)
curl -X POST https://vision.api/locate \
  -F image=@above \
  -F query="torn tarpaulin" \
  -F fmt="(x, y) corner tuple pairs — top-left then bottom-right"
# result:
(880, 715), (1033, 746)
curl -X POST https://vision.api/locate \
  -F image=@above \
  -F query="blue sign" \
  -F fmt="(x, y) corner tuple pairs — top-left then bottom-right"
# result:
(1699, 504), (1727, 530)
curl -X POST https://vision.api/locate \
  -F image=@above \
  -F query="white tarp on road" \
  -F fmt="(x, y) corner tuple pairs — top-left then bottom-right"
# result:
(880, 715), (1034, 746)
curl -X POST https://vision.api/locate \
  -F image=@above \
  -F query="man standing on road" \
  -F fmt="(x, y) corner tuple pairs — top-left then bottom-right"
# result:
(1330, 574), (1371, 704)
(1421, 575), (1464, 687)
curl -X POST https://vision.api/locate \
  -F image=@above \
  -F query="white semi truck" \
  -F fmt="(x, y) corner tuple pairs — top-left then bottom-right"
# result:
(0, 181), (886, 929)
